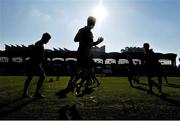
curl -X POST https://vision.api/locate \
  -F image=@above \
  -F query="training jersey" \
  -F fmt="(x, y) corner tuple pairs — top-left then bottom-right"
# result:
(31, 40), (45, 64)
(74, 26), (94, 58)
(144, 49), (158, 65)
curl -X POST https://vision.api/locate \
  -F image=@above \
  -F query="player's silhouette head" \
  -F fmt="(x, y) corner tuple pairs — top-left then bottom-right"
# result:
(41, 32), (51, 44)
(143, 43), (150, 52)
(87, 16), (96, 29)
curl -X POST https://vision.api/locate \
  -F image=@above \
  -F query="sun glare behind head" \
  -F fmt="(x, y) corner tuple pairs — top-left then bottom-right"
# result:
(93, 6), (107, 22)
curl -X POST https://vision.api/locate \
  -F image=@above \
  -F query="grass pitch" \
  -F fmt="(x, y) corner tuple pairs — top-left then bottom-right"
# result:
(0, 76), (180, 120)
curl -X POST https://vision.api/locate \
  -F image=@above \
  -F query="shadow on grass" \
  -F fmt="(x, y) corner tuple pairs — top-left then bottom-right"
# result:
(164, 83), (180, 89)
(56, 89), (68, 99)
(134, 86), (149, 92)
(133, 86), (180, 107)
(139, 82), (148, 86)
(0, 96), (24, 109)
(0, 97), (38, 118)
(59, 105), (69, 120)
(58, 104), (82, 120)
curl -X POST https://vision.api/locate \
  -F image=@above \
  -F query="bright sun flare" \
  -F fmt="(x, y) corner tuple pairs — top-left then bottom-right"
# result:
(92, 5), (107, 22)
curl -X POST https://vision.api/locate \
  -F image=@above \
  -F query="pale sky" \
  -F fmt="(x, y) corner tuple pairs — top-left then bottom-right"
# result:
(0, 0), (180, 64)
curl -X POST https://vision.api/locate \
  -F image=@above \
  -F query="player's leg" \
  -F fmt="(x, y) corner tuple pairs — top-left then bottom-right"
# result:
(22, 62), (34, 97)
(34, 64), (46, 98)
(23, 75), (33, 97)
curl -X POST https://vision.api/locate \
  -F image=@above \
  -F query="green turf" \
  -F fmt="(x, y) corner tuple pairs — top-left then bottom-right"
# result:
(0, 76), (180, 119)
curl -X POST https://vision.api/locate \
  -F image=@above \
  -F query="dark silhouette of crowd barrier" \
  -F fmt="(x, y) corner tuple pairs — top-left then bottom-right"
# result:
(0, 45), (179, 76)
